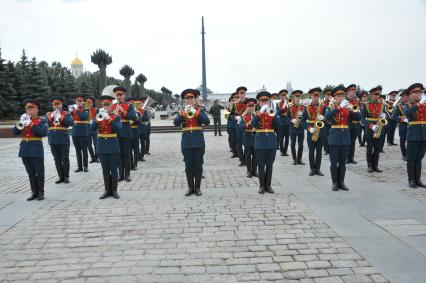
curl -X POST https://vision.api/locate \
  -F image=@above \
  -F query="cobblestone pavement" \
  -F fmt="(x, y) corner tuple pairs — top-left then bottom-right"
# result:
(0, 130), (424, 283)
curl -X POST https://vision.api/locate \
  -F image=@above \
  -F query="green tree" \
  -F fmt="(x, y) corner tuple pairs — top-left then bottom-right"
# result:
(119, 64), (135, 96)
(91, 49), (112, 95)
(28, 57), (51, 114)
(135, 73), (147, 97)
(0, 49), (19, 118)
(15, 49), (31, 102)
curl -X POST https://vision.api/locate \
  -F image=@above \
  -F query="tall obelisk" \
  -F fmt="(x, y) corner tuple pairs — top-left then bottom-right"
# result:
(201, 16), (207, 101)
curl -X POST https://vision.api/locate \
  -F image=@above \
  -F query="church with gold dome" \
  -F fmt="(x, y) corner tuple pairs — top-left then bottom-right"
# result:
(71, 56), (83, 78)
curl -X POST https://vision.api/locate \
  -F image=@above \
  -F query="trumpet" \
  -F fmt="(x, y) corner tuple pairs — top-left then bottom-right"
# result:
(16, 113), (31, 130)
(347, 103), (359, 112)
(52, 109), (61, 126)
(185, 105), (196, 119)
(287, 98), (294, 107)
(96, 108), (108, 122)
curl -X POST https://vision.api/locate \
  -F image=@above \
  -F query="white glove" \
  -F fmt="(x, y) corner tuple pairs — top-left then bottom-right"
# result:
(102, 112), (110, 120)
(68, 105), (77, 111)
(22, 118), (31, 127)
(309, 127), (315, 134)
(20, 113), (29, 123)
(291, 118), (297, 124)
(317, 114), (324, 121)
(236, 116), (242, 122)
(260, 105), (269, 113)
(372, 125), (379, 132)
(50, 111), (57, 118)
(56, 112), (62, 120)
(184, 105), (192, 112)
(340, 100), (349, 108)
(380, 113), (387, 119)
(403, 118), (408, 123)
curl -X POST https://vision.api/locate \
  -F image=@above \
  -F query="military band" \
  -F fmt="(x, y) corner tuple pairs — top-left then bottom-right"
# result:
(12, 82), (426, 201)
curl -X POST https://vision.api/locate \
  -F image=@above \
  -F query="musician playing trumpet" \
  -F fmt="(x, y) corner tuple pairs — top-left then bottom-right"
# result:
(70, 94), (90, 173)
(301, 88), (326, 176)
(174, 89), (210, 197)
(391, 90), (409, 161)
(238, 98), (258, 178)
(287, 90), (306, 165)
(346, 84), (360, 164)
(46, 96), (74, 184)
(252, 91), (279, 194)
(91, 91), (122, 199)
(12, 98), (48, 201)
(326, 85), (361, 191)
(322, 88), (333, 155)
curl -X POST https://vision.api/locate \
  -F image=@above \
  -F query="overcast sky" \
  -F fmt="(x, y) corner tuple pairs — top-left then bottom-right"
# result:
(1, 0), (425, 94)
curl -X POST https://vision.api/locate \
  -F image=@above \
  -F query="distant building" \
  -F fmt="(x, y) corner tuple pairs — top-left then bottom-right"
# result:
(71, 56), (83, 78)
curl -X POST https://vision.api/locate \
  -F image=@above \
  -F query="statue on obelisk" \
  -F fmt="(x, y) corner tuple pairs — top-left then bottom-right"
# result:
(201, 16), (207, 102)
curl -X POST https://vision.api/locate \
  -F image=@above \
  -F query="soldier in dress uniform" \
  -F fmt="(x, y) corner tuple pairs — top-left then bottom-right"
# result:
(70, 94), (90, 172)
(238, 98), (258, 178)
(12, 98), (49, 200)
(322, 88), (333, 155)
(85, 96), (99, 163)
(232, 86), (247, 166)
(386, 91), (398, 146)
(392, 90), (409, 161)
(227, 92), (239, 157)
(252, 91), (278, 194)
(91, 91), (122, 199)
(46, 96), (74, 184)
(404, 83), (426, 188)
(126, 97), (140, 171)
(378, 92), (388, 153)
(346, 84), (360, 164)
(137, 96), (150, 162)
(287, 90), (306, 165)
(357, 91), (368, 147)
(173, 89), (210, 196)
(362, 87), (387, 173)
(277, 89), (290, 156)
(302, 87), (326, 176)
(112, 86), (138, 182)
(325, 85), (361, 191)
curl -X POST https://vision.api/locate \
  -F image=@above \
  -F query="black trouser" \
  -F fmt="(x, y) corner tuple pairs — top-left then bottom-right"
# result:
(213, 117), (221, 135)
(72, 136), (88, 169)
(290, 133), (304, 161)
(244, 146), (256, 174)
(366, 133), (383, 169)
(399, 125), (407, 158)
(87, 133), (97, 160)
(407, 141), (426, 182)
(139, 133), (147, 159)
(358, 126), (366, 145)
(380, 127), (388, 151)
(387, 120), (397, 144)
(228, 127), (237, 155)
(307, 137), (324, 170)
(279, 125), (290, 154)
(118, 137), (131, 178)
(348, 128), (359, 162)
(145, 133), (151, 153)
(130, 137), (139, 169)
(50, 144), (70, 179)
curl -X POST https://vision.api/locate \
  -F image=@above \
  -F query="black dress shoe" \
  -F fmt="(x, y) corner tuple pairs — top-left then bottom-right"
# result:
(231, 155), (238, 158)
(99, 191), (110, 199)
(27, 194), (38, 201)
(373, 168), (383, 173)
(368, 167), (374, 173)
(89, 159), (96, 163)
(111, 191), (120, 199)
(185, 188), (194, 196)
(63, 177), (70, 184)
(146, 152), (151, 155)
(195, 187), (202, 196)
(380, 150), (385, 153)
(251, 171), (258, 177)
(258, 187), (265, 194)
(324, 151), (329, 155)
(246, 172), (252, 178)
(350, 160), (358, 164)
(118, 176), (124, 182)
(315, 170), (324, 176)
(309, 169), (315, 176)
(265, 187), (275, 194)
(74, 168), (83, 173)
(280, 152), (285, 156)
(83, 167), (89, 172)
(332, 184), (339, 191)
(416, 180), (426, 188)
(37, 192), (45, 200)
(403, 156), (407, 161)
(409, 181), (418, 188)
(297, 160), (305, 165)
(292, 160), (297, 165)
(239, 162), (245, 167)
(346, 160), (350, 164)
(125, 176), (131, 182)
(55, 178), (64, 184)
(283, 153), (289, 156)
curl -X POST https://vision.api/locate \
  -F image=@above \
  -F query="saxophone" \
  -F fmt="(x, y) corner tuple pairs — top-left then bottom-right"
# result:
(293, 104), (302, 128)
(373, 101), (388, 139)
(312, 105), (324, 142)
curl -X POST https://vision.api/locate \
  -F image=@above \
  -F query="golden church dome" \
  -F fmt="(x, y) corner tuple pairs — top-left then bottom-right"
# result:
(71, 57), (83, 65)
